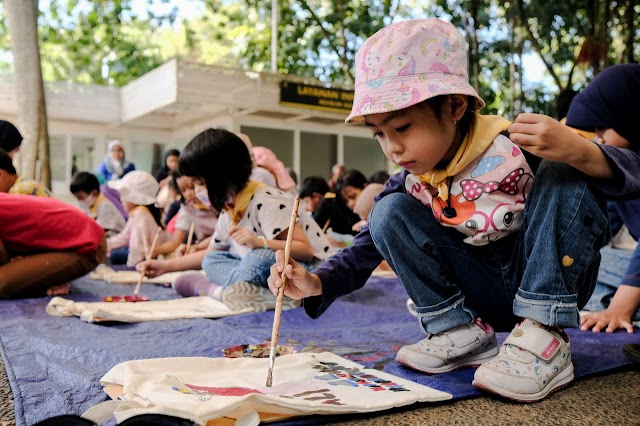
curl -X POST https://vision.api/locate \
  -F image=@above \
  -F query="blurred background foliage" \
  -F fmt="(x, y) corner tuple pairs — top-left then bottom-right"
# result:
(0, 0), (637, 118)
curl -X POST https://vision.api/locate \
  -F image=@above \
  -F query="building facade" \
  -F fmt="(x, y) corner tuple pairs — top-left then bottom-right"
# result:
(0, 59), (387, 196)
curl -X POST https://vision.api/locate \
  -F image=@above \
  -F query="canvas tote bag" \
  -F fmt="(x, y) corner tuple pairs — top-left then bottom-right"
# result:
(46, 296), (251, 323)
(83, 352), (451, 425)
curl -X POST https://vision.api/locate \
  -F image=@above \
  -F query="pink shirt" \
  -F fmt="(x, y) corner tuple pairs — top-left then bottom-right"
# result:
(107, 206), (164, 266)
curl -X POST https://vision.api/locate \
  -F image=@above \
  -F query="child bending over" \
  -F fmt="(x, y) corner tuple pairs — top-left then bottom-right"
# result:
(70, 171), (126, 236)
(0, 193), (106, 298)
(0, 149), (51, 196)
(268, 19), (640, 402)
(164, 128), (333, 312)
(107, 171), (166, 266)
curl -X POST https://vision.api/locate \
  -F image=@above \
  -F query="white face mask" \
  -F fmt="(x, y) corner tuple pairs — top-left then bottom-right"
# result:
(194, 184), (212, 208)
(78, 195), (96, 210)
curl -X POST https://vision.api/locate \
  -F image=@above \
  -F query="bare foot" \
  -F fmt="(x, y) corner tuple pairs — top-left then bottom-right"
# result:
(47, 283), (71, 297)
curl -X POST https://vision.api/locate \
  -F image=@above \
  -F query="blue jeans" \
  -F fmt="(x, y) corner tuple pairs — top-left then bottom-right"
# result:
(583, 246), (640, 323)
(369, 161), (609, 334)
(109, 247), (129, 265)
(202, 248), (318, 288)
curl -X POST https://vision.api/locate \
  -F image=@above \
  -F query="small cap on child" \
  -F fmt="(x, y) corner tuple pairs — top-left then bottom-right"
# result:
(566, 64), (640, 150)
(346, 18), (484, 125)
(108, 170), (158, 205)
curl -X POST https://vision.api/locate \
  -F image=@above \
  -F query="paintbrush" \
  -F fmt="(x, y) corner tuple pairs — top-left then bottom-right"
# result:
(322, 219), (331, 233)
(132, 228), (161, 297)
(185, 222), (195, 253)
(266, 194), (300, 387)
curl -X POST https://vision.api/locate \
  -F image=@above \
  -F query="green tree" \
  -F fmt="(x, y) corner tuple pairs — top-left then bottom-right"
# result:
(0, 1), (637, 117)
(515, 0), (638, 93)
(187, 0), (418, 84)
(37, 0), (176, 86)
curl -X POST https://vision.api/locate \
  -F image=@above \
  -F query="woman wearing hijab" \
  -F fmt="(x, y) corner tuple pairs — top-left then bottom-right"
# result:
(96, 140), (136, 182)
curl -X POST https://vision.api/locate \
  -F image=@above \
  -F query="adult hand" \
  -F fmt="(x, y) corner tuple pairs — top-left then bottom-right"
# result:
(580, 309), (635, 334)
(267, 249), (322, 299)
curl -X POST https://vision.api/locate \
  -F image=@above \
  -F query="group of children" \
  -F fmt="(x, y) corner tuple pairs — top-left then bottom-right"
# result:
(1, 16), (639, 405)
(299, 168), (389, 246)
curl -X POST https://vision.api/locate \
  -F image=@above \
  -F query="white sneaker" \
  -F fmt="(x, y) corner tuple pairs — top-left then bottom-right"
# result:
(472, 318), (574, 402)
(406, 298), (418, 317)
(396, 318), (499, 374)
(222, 281), (301, 312)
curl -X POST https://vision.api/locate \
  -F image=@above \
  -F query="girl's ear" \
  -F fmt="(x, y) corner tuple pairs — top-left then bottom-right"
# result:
(450, 94), (469, 122)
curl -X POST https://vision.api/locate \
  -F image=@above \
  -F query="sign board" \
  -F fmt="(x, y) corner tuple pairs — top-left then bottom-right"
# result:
(280, 81), (354, 114)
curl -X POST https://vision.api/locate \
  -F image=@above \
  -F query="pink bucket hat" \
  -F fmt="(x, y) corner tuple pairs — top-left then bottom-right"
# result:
(346, 18), (485, 124)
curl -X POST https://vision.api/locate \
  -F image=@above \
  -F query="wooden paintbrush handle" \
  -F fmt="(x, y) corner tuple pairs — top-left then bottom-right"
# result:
(267, 194), (300, 386)
(133, 228), (162, 296)
(185, 222), (195, 253)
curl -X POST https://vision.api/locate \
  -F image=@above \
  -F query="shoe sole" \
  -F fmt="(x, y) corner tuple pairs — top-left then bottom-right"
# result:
(623, 344), (640, 365)
(472, 362), (574, 403)
(396, 346), (499, 374)
(222, 281), (301, 312)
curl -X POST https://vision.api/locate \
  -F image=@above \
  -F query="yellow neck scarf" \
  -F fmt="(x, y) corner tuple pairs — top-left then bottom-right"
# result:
(89, 193), (108, 219)
(226, 180), (267, 225)
(560, 117), (596, 141)
(417, 115), (512, 201)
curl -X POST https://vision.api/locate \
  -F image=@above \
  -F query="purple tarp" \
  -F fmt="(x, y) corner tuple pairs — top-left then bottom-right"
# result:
(0, 275), (636, 425)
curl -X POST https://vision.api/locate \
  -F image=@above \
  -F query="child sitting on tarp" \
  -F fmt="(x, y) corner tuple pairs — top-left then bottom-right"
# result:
(0, 149), (51, 196)
(106, 171), (166, 266)
(299, 175), (361, 241)
(0, 193), (106, 298)
(153, 170), (218, 257)
(70, 171), (126, 237)
(165, 128), (333, 311)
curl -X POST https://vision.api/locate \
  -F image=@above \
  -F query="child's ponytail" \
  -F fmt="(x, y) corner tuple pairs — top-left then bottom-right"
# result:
(146, 204), (164, 228)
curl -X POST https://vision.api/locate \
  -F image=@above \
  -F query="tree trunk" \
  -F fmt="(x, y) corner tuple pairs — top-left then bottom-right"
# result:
(4, 0), (51, 187)
(624, 0), (635, 63)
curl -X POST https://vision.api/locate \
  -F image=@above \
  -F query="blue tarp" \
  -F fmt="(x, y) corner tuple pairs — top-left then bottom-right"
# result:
(1, 275), (636, 425)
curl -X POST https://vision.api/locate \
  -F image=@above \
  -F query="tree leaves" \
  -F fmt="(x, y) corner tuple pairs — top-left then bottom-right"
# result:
(0, 0), (636, 116)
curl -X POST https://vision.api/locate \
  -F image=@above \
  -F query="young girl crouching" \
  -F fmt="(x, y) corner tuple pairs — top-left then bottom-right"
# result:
(267, 18), (640, 403)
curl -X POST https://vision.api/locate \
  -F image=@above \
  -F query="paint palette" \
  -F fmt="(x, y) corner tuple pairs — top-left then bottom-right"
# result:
(222, 343), (298, 359)
(102, 295), (149, 303)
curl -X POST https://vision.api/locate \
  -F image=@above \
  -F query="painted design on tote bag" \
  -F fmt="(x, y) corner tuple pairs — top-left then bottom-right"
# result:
(171, 360), (411, 405)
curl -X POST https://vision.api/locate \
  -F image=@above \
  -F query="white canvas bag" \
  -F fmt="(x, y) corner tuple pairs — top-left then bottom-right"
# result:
(46, 296), (251, 323)
(85, 352), (451, 425)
